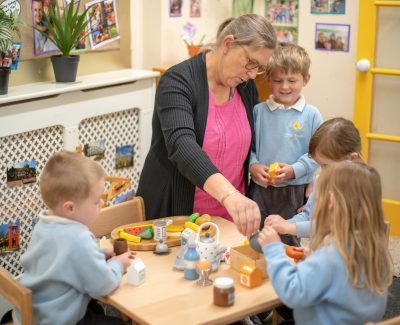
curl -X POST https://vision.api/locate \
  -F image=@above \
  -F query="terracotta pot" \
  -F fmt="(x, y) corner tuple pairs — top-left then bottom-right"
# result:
(187, 45), (202, 57)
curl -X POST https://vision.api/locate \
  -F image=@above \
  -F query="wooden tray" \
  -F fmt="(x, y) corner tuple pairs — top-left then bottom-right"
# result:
(110, 216), (188, 251)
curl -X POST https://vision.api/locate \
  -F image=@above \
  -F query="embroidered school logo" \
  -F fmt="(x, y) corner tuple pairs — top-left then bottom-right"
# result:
(292, 121), (302, 130)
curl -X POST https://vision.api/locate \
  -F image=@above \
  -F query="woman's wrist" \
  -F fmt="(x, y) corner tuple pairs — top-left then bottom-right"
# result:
(220, 189), (238, 205)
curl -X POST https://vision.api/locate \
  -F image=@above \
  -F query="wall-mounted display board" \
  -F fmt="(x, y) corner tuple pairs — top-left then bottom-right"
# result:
(0, 0), (120, 61)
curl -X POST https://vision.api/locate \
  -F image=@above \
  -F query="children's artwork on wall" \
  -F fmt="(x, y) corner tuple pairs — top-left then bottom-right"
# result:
(169, 0), (182, 17)
(315, 23), (350, 52)
(0, 41), (22, 70)
(265, 0), (298, 44)
(84, 139), (106, 160)
(1, 0), (21, 15)
(115, 145), (134, 169)
(311, 0), (345, 14)
(6, 159), (37, 187)
(0, 221), (21, 254)
(86, 0), (120, 49)
(190, 0), (200, 17)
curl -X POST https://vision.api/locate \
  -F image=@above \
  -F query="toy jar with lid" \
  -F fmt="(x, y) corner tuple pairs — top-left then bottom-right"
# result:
(196, 222), (226, 271)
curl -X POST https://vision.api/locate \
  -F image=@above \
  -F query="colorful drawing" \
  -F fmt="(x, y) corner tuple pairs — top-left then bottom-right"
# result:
(115, 145), (134, 169)
(86, 0), (120, 49)
(6, 159), (37, 187)
(190, 0), (201, 17)
(0, 221), (21, 254)
(169, 0), (182, 17)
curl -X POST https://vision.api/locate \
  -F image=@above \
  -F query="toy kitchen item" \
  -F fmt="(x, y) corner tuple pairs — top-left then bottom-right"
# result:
(127, 258), (146, 286)
(196, 222), (226, 272)
(113, 238), (128, 255)
(249, 231), (263, 253)
(154, 219), (172, 242)
(240, 264), (263, 289)
(184, 243), (200, 280)
(213, 277), (235, 307)
(197, 259), (213, 286)
(154, 239), (171, 255)
(174, 228), (196, 270)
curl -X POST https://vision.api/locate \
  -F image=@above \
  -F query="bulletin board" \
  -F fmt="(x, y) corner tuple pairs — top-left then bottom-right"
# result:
(0, 0), (120, 61)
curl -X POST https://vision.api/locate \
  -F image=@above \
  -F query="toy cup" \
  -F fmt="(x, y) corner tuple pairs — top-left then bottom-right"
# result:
(113, 238), (128, 255)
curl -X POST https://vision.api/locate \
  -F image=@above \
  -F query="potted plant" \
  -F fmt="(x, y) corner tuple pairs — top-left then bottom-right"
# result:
(182, 22), (206, 57)
(36, 0), (92, 82)
(0, 7), (21, 94)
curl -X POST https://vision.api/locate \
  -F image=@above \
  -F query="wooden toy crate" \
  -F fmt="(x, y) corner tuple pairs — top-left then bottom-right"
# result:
(230, 245), (268, 278)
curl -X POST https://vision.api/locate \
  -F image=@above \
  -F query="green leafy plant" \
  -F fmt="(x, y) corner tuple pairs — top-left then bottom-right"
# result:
(37, 0), (92, 56)
(0, 7), (21, 54)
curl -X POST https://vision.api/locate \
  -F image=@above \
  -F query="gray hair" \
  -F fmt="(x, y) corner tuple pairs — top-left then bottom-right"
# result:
(214, 14), (277, 50)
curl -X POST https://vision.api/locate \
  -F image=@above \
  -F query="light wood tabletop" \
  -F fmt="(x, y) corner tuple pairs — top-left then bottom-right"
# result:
(99, 217), (281, 325)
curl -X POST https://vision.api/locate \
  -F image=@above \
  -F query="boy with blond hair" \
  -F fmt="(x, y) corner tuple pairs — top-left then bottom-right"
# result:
(249, 43), (323, 246)
(17, 151), (134, 325)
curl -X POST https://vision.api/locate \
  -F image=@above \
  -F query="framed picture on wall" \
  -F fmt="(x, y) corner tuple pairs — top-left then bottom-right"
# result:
(169, 0), (183, 17)
(190, 0), (201, 17)
(315, 23), (350, 52)
(311, 0), (346, 14)
(265, 0), (299, 44)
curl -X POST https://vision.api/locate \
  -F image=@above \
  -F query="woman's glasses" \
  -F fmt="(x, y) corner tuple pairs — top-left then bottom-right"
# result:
(239, 45), (268, 75)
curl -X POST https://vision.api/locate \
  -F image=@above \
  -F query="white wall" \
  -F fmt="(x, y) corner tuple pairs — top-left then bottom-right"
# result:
(134, 0), (359, 120)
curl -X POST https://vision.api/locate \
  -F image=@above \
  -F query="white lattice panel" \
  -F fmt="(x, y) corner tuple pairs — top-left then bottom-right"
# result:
(0, 126), (64, 277)
(79, 108), (141, 204)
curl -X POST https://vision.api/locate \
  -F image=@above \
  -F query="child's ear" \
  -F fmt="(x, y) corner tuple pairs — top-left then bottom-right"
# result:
(303, 74), (311, 86)
(349, 152), (361, 162)
(62, 201), (75, 216)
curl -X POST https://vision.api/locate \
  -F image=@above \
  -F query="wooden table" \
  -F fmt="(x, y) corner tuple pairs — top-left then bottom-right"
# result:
(100, 217), (281, 325)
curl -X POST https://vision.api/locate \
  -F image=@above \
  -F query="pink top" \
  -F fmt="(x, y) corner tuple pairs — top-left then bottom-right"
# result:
(193, 89), (251, 221)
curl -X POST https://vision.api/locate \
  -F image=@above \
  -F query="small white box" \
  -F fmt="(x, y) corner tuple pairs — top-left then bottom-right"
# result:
(127, 258), (146, 285)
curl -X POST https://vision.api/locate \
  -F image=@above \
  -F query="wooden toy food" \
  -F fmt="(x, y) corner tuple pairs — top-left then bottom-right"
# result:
(268, 162), (280, 177)
(285, 245), (305, 260)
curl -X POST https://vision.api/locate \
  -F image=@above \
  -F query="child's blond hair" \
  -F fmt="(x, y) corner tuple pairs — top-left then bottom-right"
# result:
(311, 162), (393, 294)
(267, 43), (310, 78)
(309, 117), (362, 161)
(40, 151), (105, 210)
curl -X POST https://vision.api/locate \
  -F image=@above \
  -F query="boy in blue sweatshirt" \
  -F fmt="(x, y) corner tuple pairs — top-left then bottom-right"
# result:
(258, 162), (392, 325)
(17, 151), (135, 325)
(249, 43), (322, 245)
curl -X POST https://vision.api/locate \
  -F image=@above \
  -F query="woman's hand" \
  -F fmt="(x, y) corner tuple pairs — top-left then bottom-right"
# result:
(269, 163), (294, 185)
(250, 163), (271, 186)
(223, 191), (260, 237)
(265, 214), (297, 235)
(257, 225), (281, 248)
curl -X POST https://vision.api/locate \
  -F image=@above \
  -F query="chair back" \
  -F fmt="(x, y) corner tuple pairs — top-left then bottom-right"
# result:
(88, 196), (145, 237)
(0, 267), (32, 325)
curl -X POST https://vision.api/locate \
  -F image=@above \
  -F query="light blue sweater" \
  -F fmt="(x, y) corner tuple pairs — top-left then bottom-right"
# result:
(250, 99), (322, 186)
(288, 189), (315, 237)
(263, 242), (388, 325)
(18, 213), (124, 325)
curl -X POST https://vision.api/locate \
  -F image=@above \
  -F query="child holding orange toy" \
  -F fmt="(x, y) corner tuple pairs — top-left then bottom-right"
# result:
(249, 43), (322, 245)
(258, 162), (393, 325)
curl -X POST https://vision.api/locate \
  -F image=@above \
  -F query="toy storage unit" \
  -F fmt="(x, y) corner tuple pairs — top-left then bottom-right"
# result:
(0, 69), (158, 277)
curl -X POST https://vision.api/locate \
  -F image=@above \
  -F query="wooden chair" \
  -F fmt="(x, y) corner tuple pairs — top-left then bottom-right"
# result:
(0, 267), (32, 325)
(88, 196), (145, 238)
(366, 315), (400, 324)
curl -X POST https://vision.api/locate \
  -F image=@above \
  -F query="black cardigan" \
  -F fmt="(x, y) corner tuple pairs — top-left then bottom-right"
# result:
(137, 52), (259, 219)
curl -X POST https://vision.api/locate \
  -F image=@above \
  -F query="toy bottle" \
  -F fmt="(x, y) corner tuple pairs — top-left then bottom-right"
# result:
(184, 243), (200, 280)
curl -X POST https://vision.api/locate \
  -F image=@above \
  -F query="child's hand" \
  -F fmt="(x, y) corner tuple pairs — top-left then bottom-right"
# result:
(257, 225), (281, 248)
(104, 248), (116, 260)
(250, 163), (270, 186)
(112, 250), (136, 273)
(269, 163), (294, 185)
(265, 214), (297, 235)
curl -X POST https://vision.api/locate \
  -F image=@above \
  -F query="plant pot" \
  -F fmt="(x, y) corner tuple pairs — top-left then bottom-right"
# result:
(0, 67), (11, 95)
(187, 45), (202, 57)
(50, 55), (80, 82)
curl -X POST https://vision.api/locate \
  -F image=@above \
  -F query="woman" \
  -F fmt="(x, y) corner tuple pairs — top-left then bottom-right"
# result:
(137, 14), (277, 236)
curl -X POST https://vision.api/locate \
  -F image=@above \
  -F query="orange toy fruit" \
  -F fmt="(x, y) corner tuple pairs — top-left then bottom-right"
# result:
(285, 246), (304, 260)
